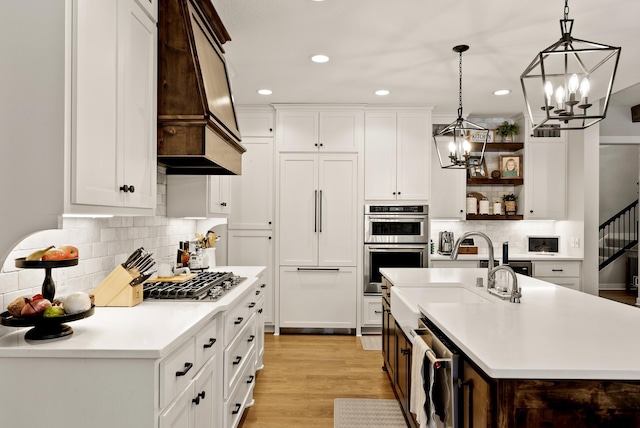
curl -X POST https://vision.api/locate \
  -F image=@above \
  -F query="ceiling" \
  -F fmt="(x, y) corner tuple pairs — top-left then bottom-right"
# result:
(213, 0), (640, 118)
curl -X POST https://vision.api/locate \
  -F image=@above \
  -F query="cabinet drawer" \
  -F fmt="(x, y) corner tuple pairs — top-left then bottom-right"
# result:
(544, 277), (581, 290)
(363, 296), (383, 326)
(224, 292), (252, 347)
(224, 314), (257, 399)
(160, 336), (196, 409)
(224, 349), (257, 428)
(534, 261), (580, 277)
(194, 316), (220, 372)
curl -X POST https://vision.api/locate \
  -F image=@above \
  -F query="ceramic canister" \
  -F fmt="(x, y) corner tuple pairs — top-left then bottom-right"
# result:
(466, 197), (477, 214)
(479, 199), (490, 215)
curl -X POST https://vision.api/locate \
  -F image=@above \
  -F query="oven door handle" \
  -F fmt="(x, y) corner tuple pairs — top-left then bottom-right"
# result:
(367, 246), (427, 251)
(366, 216), (426, 221)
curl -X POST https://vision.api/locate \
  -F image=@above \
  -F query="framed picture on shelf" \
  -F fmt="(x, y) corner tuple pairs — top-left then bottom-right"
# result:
(499, 154), (523, 178)
(468, 156), (487, 178)
(468, 129), (494, 143)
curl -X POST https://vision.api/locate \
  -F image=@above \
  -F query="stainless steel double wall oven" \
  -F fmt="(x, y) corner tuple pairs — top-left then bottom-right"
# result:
(364, 204), (429, 294)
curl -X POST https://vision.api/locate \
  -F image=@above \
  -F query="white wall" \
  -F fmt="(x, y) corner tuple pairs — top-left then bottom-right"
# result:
(599, 145), (639, 222)
(0, 168), (202, 338)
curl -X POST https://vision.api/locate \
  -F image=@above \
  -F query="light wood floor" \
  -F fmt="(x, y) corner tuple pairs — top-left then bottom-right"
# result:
(599, 289), (639, 306)
(238, 333), (396, 428)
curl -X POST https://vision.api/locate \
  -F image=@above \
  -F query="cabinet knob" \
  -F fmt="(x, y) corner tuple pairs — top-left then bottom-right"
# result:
(192, 391), (205, 405)
(397, 192), (401, 195)
(221, 202), (227, 207)
(269, 128), (273, 132)
(315, 143), (318, 147)
(119, 184), (135, 193)
(392, 192), (396, 195)
(530, 210), (534, 213)
(269, 221), (272, 225)
(268, 236), (272, 239)
(460, 209), (464, 213)
(319, 143), (323, 147)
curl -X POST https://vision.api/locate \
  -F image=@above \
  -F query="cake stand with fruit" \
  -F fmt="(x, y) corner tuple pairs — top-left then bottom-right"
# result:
(0, 250), (94, 340)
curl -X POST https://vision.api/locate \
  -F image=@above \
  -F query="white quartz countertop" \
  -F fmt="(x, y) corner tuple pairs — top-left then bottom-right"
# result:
(0, 266), (264, 359)
(429, 253), (583, 261)
(382, 267), (640, 380)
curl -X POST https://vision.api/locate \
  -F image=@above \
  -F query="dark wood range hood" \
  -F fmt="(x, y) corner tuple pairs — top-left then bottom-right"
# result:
(158, 0), (244, 175)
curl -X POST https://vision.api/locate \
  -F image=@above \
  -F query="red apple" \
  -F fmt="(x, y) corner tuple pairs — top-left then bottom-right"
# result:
(41, 248), (65, 261)
(59, 245), (79, 259)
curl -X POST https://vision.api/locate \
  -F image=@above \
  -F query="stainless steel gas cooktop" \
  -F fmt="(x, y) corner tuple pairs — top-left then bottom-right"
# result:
(143, 271), (245, 301)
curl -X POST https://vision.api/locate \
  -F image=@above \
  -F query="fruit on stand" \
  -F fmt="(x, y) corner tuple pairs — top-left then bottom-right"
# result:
(25, 246), (55, 261)
(43, 306), (65, 318)
(59, 245), (79, 259)
(41, 248), (66, 261)
(7, 296), (27, 317)
(63, 292), (92, 315)
(20, 296), (52, 316)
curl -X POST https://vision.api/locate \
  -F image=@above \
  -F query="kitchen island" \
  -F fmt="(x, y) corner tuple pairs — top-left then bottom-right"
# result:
(382, 267), (640, 428)
(0, 266), (265, 428)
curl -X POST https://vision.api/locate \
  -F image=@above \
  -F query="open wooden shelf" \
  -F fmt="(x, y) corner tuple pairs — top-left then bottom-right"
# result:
(466, 214), (523, 221)
(467, 177), (523, 186)
(470, 142), (524, 152)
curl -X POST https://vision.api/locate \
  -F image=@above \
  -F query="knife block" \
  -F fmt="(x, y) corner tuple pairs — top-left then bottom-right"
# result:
(92, 265), (143, 307)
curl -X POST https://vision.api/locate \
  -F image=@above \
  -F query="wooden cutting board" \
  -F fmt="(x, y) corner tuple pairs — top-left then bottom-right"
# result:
(146, 273), (197, 283)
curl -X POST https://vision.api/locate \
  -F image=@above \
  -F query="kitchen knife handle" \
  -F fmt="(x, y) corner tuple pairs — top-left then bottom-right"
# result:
(175, 362), (193, 377)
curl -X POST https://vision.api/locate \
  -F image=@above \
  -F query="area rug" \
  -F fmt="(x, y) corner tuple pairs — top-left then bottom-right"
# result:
(334, 398), (407, 428)
(360, 335), (382, 351)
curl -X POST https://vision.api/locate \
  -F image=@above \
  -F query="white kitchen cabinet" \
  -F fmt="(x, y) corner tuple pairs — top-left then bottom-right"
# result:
(236, 108), (274, 138)
(228, 230), (274, 325)
(279, 266), (357, 328)
(429, 137), (467, 219)
(279, 153), (358, 266)
(160, 355), (220, 428)
(166, 175), (232, 218)
(364, 110), (431, 201)
(228, 137), (274, 229)
(521, 139), (568, 220)
(71, 0), (157, 213)
(363, 294), (383, 327)
(276, 108), (364, 152)
(533, 260), (581, 290)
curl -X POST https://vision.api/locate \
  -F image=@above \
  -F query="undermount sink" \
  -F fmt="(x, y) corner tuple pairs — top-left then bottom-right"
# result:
(391, 283), (493, 328)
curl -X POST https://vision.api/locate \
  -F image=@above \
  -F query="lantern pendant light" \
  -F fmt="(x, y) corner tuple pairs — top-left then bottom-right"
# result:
(433, 45), (488, 169)
(520, 0), (621, 131)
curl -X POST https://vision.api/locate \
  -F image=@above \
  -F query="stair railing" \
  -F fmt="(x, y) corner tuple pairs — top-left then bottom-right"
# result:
(599, 199), (638, 270)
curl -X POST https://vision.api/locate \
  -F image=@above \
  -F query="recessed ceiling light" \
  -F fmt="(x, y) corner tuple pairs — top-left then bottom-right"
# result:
(257, 89), (272, 95)
(311, 54), (330, 63)
(493, 89), (511, 96)
(375, 89), (390, 96)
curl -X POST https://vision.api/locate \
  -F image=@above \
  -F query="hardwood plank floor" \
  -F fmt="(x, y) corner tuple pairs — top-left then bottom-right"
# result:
(239, 333), (396, 428)
(599, 289), (639, 306)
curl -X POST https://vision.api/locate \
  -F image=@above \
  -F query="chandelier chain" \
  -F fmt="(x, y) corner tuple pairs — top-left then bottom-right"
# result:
(457, 49), (463, 118)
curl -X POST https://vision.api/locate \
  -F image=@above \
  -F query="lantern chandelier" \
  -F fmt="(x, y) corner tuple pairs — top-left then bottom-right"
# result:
(520, 0), (621, 131)
(433, 45), (488, 169)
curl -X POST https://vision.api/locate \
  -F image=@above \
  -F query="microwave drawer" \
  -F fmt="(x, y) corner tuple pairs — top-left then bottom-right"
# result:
(533, 261), (580, 277)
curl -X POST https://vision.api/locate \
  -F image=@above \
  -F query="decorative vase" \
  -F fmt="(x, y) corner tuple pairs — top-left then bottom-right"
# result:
(505, 201), (516, 214)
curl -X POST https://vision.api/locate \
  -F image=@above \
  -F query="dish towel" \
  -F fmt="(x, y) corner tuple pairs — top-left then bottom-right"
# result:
(410, 335), (436, 428)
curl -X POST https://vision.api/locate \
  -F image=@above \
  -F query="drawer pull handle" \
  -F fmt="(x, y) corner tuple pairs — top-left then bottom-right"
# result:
(261, 283), (267, 288)
(247, 375), (255, 384)
(381, 285), (388, 290)
(203, 338), (216, 349)
(175, 362), (193, 377)
(552, 269), (564, 272)
(234, 317), (244, 325)
(258, 308), (263, 314)
(401, 348), (410, 356)
(248, 335), (255, 343)
(233, 356), (242, 365)
(255, 290), (261, 296)
(192, 391), (205, 405)
(375, 310), (383, 314)
(232, 403), (242, 414)
(248, 302), (256, 308)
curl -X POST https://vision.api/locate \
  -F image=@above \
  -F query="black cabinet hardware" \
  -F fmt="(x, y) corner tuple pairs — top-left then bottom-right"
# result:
(203, 338), (216, 348)
(175, 362), (193, 377)
(119, 185), (135, 193)
(234, 317), (244, 325)
(192, 390), (205, 405)
(247, 375), (255, 384)
(233, 356), (242, 365)
(247, 335), (255, 342)
(248, 302), (256, 308)
(232, 403), (242, 414)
